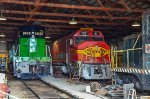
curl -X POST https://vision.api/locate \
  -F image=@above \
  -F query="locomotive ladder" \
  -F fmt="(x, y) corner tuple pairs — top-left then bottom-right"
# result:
(111, 46), (117, 85)
(70, 61), (83, 84)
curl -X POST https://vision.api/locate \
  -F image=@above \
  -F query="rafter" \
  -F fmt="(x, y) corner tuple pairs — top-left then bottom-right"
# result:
(77, 0), (99, 25)
(6, 16), (125, 25)
(0, 30), (16, 33)
(27, 0), (41, 21)
(96, 0), (113, 18)
(0, 26), (17, 30)
(28, 0), (49, 21)
(0, 0), (143, 13)
(0, 22), (25, 26)
(0, 22), (132, 31)
(23, 5), (29, 18)
(0, 9), (138, 20)
(53, 0), (68, 13)
(119, 0), (132, 12)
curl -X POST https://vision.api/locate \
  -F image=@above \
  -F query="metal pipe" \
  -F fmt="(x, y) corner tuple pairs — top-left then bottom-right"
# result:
(113, 48), (142, 52)
(127, 50), (129, 68)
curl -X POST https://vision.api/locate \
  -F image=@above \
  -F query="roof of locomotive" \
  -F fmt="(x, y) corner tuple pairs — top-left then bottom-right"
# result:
(54, 28), (105, 43)
(73, 28), (104, 37)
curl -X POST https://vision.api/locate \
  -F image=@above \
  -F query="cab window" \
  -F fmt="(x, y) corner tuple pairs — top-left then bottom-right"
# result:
(75, 36), (90, 44)
(92, 37), (104, 41)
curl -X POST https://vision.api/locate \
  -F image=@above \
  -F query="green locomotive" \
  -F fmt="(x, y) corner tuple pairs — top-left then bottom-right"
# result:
(9, 25), (52, 79)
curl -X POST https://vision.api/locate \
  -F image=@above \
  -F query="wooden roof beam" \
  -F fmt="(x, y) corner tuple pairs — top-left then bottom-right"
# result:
(1, 9), (138, 20)
(0, 22), (26, 26)
(23, 5), (29, 18)
(0, 21), (128, 32)
(53, 0), (68, 13)
(29, 0), (41, 18)
(0, 0), (143, 13)
(0, 30), (16, 33)
(77, 0), (99, 25)
(96, 0), (113, 19)
(28, 0), (49, 21)
(6, 16), (124, 25)
(119, 0), (132, 12)
(0, 26), (17, 30)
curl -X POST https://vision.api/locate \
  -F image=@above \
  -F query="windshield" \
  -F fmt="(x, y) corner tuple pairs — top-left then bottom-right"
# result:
(92, 37), (104, 41)
(75, 36), (90, 44)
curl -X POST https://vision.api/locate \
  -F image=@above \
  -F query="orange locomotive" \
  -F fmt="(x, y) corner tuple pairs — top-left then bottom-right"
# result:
(52, 28), (111, 79)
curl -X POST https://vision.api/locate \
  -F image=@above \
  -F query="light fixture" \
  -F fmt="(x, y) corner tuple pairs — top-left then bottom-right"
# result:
(132, 21), (140, 27)
(0, 33), (5, 37)
(45, 36), (50, 39)
(0, 12), (7, 21)
(0, 40), (5, 42)
(69, 17), (77, 25)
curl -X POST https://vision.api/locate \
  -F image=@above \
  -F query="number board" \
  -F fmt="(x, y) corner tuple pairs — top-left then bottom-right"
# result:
(19, 25), (45, 38)
(93, 32), (99, 35)
(80, 31), (88, 35)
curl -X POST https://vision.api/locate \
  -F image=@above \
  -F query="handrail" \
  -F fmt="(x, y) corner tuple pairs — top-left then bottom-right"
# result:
(111, 46), (142, 69)
(133, 34), (141, 49)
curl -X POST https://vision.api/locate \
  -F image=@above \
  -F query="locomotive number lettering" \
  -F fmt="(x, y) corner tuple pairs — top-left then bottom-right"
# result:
(23, 30), (44, 36)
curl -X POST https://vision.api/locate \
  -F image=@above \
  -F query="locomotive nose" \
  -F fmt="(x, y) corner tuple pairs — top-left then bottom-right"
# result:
(76, 41), (110, 64)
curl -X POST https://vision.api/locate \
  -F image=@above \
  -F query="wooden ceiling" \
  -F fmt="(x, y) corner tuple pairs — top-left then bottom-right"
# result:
(0, 0), (149, 42)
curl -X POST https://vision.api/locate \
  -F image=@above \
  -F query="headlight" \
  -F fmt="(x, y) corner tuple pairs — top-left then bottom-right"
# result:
(17, 69), (21, 73)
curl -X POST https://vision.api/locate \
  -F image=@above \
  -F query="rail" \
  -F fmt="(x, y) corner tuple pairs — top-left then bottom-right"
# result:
(21, 80), (41, 99)
(21, 80), (72, 99)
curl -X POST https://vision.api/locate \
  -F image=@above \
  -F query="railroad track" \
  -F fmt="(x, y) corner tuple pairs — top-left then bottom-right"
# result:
(21, 80), (71, 99)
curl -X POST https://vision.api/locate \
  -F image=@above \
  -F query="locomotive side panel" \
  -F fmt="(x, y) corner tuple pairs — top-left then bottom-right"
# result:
(52, 35), (72, 63)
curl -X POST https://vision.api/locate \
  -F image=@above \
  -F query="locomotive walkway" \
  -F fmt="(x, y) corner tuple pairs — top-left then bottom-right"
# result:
(42, 76), (108, 99)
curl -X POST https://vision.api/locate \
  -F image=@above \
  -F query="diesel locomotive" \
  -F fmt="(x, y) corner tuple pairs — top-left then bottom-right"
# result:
(112, 10), (150, 90)
(9, 25), (52, 79)
(52, 28), (111, 79)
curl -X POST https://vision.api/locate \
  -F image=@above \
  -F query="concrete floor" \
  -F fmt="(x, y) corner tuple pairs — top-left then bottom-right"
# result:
(42, 76), (109, 99)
